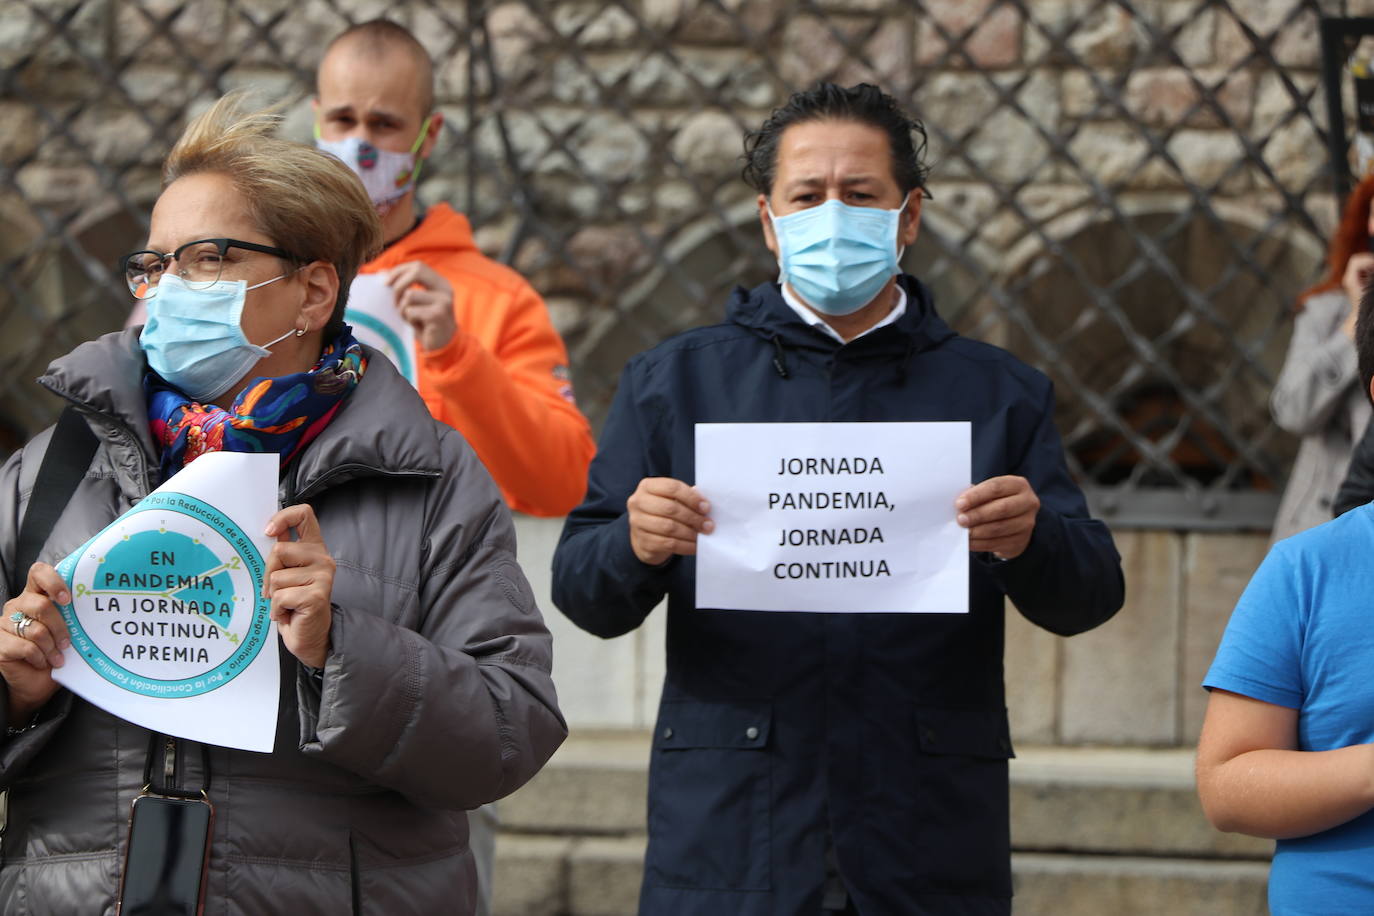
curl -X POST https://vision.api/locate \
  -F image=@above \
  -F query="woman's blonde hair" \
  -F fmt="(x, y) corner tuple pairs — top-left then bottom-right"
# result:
(162, 92), (383, 334)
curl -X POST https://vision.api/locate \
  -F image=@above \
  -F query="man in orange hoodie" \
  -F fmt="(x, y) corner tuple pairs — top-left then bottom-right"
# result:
(314, 19), (595, 519)
(313, 20), (594, 916)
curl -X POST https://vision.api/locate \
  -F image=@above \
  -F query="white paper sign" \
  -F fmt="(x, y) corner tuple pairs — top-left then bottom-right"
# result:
(53, 452), (280, 752)
(695, 422), (970, 614)
(345, 272), (418, 387)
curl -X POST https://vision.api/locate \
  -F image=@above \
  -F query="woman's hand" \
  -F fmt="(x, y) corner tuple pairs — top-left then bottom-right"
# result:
(0, 563), (70, 728)
(1341, 252), (1374, 331)
(264, 505), (335, 670)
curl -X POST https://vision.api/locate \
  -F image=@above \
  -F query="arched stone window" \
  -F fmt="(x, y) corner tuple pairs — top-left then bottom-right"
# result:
(981, 203), (1322, 527)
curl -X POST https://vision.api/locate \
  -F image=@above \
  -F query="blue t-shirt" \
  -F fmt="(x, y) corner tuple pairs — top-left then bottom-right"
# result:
(1205, 506), (1374, 913)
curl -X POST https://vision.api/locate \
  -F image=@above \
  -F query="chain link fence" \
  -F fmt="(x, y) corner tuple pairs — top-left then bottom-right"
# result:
(0, 0), (1364, 527)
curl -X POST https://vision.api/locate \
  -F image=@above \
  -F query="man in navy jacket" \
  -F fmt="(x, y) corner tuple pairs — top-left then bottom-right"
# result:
(552, 83), (1125, 916)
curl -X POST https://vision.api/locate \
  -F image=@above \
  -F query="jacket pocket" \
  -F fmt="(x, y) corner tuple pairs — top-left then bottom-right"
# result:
(645, 700), (771, 892)
(913, 706), (1014, 896)
(915, 705), (1015, 760)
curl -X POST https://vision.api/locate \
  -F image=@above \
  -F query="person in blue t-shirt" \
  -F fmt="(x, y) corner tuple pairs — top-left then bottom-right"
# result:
(1198, 286), (1374, 913)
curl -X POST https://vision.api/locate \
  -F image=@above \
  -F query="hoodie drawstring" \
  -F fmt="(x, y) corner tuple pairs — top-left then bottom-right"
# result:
(771, 335), (790, 380)
(896, 338), (916, 383)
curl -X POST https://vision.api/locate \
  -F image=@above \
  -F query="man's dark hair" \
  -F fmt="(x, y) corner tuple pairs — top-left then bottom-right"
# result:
(741, 83), (930, 198)
(1358, 285), (1374, 405)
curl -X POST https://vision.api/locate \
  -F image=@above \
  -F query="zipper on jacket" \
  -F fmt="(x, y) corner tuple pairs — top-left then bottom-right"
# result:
(163, 735), (177, 790)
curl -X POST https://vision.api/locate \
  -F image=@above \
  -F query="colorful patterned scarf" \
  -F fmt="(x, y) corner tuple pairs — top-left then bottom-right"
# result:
(146, 329), (367, 480)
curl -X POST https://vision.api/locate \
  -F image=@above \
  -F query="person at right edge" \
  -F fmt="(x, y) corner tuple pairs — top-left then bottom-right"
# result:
(551, 83), (1125, 915)
(1197, 284), (1374, 912)
(1270, 174), (1374, 537)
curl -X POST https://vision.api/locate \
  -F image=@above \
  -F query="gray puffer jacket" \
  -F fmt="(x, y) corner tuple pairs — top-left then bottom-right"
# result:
(0, 330), (567, 914)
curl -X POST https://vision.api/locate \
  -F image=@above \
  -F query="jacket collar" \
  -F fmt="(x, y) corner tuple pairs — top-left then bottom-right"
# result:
(364, 202), (475, 272)
(39, 328), (159, 459)
(38, 330), (444, 499)
(726, 274), (956, 356)
(283, 346), (444, 501)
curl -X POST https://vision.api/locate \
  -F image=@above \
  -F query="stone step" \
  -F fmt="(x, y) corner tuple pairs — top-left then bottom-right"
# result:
(501, 729), (650, 836)
(492, 834), (1270, 916)
(1013, 854), (1268, 916)
(493, 835), (642, 916)
(1009, 745), (1269, 859)
(499, 730), (1272, 859)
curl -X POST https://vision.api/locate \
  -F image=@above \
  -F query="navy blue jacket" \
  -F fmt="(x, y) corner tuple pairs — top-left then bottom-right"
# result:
(553, 277), (1124, 915)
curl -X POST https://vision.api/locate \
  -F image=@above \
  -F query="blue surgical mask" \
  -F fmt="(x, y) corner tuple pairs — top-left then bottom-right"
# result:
(140, 273), (297, 403)
(769, 196), (908, 316)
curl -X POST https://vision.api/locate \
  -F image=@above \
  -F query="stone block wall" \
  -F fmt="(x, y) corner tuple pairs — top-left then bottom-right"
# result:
(1008, 529), (1270, 747)
(0, 0), (1362, 484)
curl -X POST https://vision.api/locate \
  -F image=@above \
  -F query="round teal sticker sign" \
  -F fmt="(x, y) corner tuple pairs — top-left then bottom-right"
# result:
(56, 493), (270, 698)
(346, 310), (416, 384)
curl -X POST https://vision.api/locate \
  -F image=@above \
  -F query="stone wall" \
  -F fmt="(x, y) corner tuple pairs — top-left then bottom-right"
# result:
(0, 0), (1364, 495)
(1007, 529), (1270, 747)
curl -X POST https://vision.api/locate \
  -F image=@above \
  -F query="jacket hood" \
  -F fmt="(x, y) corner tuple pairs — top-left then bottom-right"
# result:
(365, 202), (476, 271)
(38, 329), (444, 498)
(39, 328), (159, 459)
(726, 274), (957, 357)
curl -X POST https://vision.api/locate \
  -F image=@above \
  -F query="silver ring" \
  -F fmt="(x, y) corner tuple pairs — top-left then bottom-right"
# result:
(14, 615), (34, 640)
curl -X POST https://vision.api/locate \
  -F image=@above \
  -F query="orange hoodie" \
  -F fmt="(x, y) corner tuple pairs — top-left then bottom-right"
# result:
(360, 203), (595, 517)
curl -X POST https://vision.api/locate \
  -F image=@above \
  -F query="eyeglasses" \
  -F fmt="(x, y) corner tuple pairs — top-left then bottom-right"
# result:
(119, 238), (302, 300)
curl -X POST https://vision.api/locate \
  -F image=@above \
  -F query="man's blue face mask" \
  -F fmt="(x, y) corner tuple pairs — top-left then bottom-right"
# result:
(768, 195), (909, 316)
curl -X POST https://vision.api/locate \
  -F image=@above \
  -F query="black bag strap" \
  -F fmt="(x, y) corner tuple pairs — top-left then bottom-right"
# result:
(9, 406), (98, 597)
(0, 406), (98, 850)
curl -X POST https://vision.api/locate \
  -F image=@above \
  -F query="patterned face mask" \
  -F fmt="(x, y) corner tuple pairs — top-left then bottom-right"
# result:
(315, 117), (432, 211)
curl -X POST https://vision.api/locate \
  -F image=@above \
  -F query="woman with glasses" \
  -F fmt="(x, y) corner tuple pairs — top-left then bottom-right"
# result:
(0, 94), (565, 914)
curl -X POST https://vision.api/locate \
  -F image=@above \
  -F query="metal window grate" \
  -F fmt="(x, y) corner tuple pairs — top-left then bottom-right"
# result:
(0, 0), (1358, 528)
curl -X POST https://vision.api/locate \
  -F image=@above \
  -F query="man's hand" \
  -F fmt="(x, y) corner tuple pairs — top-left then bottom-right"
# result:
(387, 261), (457, 352)
(0, 563), (70, 728)
(264, 505), (336, 670)
(955, 475), (1040, 560)
(627, 477), (713, 566)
